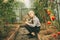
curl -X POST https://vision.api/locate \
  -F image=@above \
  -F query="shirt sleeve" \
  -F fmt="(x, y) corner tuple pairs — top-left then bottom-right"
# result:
(27, 18), (37, 27)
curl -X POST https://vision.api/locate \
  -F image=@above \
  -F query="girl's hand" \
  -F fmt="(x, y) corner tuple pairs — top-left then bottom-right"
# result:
(25, 22), (29, 24)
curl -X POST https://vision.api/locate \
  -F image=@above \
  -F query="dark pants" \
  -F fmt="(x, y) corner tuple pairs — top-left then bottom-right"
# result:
(25, 25), (40, 38)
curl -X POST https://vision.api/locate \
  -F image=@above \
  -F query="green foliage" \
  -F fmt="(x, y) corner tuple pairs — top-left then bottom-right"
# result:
(33, 0), (56, 22)
(0, 0), (17, 40)
(0, 0), (16, 23)
(34, 0), (48, 23)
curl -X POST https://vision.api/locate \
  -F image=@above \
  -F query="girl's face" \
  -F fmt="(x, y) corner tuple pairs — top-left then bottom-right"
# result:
(28, 11), (35, 18)
(28, 13), (34, 18)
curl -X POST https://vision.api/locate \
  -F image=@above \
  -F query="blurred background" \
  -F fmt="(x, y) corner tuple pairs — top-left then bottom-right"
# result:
(0, 0), (60, 40)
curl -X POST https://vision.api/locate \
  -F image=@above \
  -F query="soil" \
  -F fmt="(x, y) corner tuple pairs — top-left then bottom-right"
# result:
(15, 23), (58, 40)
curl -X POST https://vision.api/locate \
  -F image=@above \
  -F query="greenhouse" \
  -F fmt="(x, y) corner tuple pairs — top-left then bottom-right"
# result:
(0, 0), (60, 40)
